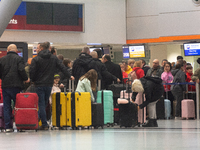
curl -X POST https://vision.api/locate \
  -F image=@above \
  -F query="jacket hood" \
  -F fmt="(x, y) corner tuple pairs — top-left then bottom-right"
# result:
(76, 53), (93, 66)
(132, 67), (141, 71)
(171, 69), (180, 76)
(38, 49), (52, 59)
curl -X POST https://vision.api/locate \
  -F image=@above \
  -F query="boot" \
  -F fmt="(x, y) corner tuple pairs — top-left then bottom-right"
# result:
(142, 119), (158, 127)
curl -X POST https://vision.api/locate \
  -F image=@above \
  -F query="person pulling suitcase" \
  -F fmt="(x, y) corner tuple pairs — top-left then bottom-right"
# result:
(131, 76), (164, 127)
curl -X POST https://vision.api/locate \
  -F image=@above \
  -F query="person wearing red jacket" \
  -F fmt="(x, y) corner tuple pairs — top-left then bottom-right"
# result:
(132, 61), (144, 79)
(186, 65), (196, 91)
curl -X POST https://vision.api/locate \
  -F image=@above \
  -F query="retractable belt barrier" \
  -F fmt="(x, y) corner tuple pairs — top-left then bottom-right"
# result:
(162, 82), (199, 120)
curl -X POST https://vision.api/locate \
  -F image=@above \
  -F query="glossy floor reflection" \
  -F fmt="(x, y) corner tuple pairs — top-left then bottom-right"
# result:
(0, 120), (200, 150)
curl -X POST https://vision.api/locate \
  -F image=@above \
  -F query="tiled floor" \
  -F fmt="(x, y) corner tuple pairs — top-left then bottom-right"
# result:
(1, 120), (200, 150)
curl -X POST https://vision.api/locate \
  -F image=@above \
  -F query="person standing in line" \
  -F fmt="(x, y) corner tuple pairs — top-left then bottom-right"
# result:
(30, 42), (72, 130)
(146, 59), (163, 78)
(75, 69), (98, 102)
(161, 62), (174, 117)
(132, 60), (144, 79)
(140, 59), (150, 76)
(0, 44), (30, 132)
(122, 60), (132, 75)
(160, 59), (168, 73)
(128, 59), (135, 69)
(101, 54), (122, 85)
(72, 47), (96, 86)
(171, 63), (186, 120)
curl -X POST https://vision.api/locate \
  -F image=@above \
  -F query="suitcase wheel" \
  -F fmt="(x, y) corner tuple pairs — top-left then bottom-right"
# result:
(111, 124), (114, 127)
(106, 123), (110, 127)
(94, 126), (98, 129)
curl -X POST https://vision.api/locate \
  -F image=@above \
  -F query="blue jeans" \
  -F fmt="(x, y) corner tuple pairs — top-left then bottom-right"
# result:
(2, 87), (21, 129)
(36, 87), (52, 127)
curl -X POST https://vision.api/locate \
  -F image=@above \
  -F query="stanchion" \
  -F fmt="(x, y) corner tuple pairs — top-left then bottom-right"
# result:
(196, 83), (199, 120)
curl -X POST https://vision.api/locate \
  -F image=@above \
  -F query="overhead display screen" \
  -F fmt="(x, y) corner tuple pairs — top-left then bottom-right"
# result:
(129, 45), (145, 58)
(6, 2), (83, 32)
(184, 43), (200, 56)
(122, 46), (130, 59)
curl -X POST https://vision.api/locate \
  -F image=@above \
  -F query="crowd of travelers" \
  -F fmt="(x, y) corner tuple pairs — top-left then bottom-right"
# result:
(0, 42), (199, 132)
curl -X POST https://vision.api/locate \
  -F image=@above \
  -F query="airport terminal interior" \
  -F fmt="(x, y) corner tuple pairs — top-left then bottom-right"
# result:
(1, 0), (200, 149)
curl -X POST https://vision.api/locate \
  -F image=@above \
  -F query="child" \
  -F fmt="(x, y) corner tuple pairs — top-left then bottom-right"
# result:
(49, 74), (61, 104)
(186, 65), (196, 92)
(75, 69), (98, 102)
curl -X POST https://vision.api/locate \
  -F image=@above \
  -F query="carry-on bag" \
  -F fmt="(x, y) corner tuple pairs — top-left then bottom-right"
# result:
(67, 92), (92, 129)
(182, 84), (195, 119)
(92, 103), (104, 129)
(97, 90), (114, 126)
(15, 93), (38, 131)
(164, 86), (171, 119)
(156, 96), (165, 119)
(107, 83), (125, 124)
(118, 78), (138, 128)
(92, 80), (104, 129)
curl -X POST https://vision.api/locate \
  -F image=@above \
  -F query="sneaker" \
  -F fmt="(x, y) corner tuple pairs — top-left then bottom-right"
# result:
(5, 129), (14, 133)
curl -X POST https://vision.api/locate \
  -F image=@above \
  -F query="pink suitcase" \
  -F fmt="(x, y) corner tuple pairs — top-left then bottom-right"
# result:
(135, 92), (146, 124)
(120, 90), (146, 124)
(181, 99), (195, 119)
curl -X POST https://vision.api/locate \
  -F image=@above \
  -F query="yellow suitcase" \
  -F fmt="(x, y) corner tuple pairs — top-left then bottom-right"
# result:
(67, 92), (92, 129)
(52, 92), (69, 128)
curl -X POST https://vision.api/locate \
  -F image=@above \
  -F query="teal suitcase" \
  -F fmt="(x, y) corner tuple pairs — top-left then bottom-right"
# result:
(97, 90), (114, 126)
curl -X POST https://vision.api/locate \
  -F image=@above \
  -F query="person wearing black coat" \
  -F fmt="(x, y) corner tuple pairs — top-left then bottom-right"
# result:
(101, 54), (122, 85)
(171, 63), (186, 119)
(90, 51), (120, 89)
(131, 76), (164, 127)
(72, 47), (97, 86)
(30, 42), (71, 129)
(0, 44), (29, 132)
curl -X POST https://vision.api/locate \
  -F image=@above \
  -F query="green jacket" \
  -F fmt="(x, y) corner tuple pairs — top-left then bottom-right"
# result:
(75, 78), (94, 102)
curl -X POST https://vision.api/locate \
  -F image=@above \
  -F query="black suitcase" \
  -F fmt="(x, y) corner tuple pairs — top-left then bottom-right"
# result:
(107, 83), (125, 124)
(119, 102), (138, 128)
(118, 78), (138, 128)
(92, 103), (104, 129)
(156, 96), (165, 119)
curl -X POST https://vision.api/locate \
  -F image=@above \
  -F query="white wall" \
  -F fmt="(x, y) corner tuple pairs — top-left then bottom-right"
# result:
(0, 0), (126, 45)
(127, 0), (200, 40)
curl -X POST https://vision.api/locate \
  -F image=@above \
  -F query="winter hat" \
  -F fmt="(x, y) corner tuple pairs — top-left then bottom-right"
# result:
(132, 79), (144, 93)
(197, 58), (200, 64)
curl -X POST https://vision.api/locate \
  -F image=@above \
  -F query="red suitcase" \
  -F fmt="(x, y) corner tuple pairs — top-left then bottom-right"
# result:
(15, 93), (38, 131)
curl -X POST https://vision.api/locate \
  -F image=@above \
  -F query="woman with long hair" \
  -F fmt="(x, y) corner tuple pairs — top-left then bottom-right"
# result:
(75, 69), (98, 102)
